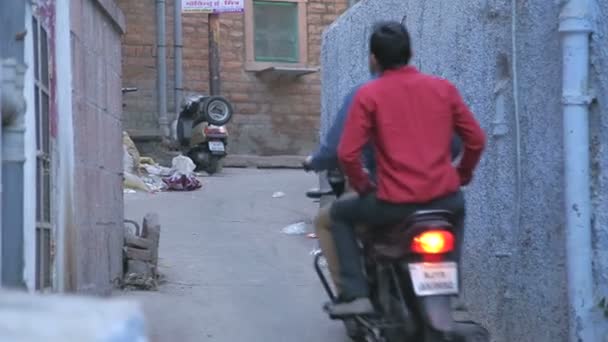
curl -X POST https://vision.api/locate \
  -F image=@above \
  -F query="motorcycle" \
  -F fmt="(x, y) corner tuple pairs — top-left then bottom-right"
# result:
(307, 168), (489, 342)
(174, 95), (234, 175)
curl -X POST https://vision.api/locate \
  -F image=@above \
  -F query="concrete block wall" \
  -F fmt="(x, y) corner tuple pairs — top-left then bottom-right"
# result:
(321, 0), (608, 340)
(70, 0), (126, 294)
(118, 0), (348, 156)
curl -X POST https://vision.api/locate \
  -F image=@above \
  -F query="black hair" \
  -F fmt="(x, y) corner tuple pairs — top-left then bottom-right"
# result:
(370, 21), (412, 71)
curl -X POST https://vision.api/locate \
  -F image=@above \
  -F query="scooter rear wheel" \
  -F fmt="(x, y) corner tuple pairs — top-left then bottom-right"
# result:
(205, 156), (222, 175)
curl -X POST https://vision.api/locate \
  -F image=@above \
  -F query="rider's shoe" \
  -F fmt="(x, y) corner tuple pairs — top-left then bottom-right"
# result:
(324, 297), (375, 317)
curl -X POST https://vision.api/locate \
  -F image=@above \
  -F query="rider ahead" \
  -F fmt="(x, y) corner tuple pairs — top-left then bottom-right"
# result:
(325, 21), (486, 317)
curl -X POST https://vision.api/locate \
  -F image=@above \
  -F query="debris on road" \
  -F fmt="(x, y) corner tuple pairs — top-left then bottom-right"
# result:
(272, 191), (285, 198)
(122, 132), (202, 193)
(124, 171), (151, 192)
(122, 213), (161, 291)
(162, 155), (202, 191)
(281, 221), (309, 235)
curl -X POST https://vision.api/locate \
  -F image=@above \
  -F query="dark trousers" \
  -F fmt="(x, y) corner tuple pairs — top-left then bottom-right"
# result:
(329, 191), (465, 299)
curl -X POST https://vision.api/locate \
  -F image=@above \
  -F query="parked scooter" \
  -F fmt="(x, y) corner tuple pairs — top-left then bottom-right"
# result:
(307, 168), (489, 342)
(174, 95), (233, 174)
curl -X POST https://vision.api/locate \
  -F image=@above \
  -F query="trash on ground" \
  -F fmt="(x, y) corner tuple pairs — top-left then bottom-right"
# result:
(162, 155), (202, 191)
(123, 189), (136, 194)
(142, 174), (165, 192)
(124, 172), (151, 192)
(281, 221), (308, 235)
(307, 233), (318, 239)
(272, 191), (285, 198)
(170, 155), (197, 175)
(141, 163), (172, 177)
(139, 156), (156, 165)
(123, 132), (140, 175)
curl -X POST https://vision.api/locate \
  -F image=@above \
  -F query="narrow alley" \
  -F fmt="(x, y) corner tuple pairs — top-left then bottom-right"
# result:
(123, 168), (346, 342)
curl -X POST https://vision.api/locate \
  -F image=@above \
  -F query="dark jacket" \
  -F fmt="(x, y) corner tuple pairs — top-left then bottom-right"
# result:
(310, 82), (375, 175)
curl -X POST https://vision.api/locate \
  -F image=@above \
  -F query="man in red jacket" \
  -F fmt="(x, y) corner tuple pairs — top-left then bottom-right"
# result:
(326, 21), (486, 317)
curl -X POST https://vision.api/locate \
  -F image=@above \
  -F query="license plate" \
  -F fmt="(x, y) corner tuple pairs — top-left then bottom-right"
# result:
(208, 141), (225, 152)
(408, 262), (459, 296)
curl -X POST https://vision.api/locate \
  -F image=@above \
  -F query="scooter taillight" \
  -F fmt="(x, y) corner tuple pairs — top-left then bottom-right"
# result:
(410, 230), (454, 254)
(204, 126), (227, 135)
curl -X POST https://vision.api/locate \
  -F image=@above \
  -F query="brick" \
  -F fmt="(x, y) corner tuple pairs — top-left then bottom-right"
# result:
(308, 14), (323, 25)
(237, 103), (259, 114)
(308, 2), (327, 13)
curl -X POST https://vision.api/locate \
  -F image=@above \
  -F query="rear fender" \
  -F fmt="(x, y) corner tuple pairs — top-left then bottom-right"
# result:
(416, 295), (455, 334)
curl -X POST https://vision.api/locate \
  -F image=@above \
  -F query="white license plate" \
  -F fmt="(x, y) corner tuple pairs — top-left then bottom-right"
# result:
(208, 141), (225, 152)
(408, 262), (459, 296)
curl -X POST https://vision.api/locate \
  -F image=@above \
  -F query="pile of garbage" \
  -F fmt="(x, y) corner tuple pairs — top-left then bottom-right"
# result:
(123, 132), (201, 193)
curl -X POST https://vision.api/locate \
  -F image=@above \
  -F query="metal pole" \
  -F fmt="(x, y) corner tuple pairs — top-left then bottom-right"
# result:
(174, 0), (183, 118)
(208, 13), (221, 96)
(559, 1), (595, 341)
(156, 0), (169, 137)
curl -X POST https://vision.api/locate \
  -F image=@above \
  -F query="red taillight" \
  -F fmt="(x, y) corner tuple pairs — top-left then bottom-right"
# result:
(411, 230), (454, 254)
(205, 126), (226, 134)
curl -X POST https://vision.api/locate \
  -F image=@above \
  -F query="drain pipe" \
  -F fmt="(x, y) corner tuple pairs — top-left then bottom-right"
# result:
(174, 0), (183, 119)
(156, 0), (169, 137)
(559, 1), (595, 341)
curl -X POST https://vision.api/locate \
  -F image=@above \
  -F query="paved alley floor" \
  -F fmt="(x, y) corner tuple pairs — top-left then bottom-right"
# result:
(123, 168), (347, 342)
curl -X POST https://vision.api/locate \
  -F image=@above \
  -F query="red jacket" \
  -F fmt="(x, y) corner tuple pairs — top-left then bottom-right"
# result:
(337, 66), (486, 203)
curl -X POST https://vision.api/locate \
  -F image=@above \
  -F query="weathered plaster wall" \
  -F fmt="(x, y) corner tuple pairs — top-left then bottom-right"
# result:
(321, 0), (607, 340)
(590, 0), (608, 338)
(70, 0), (125, 294)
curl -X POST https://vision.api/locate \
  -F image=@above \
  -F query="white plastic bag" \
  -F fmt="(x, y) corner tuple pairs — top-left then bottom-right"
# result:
(170, 155), (196, 176)
(281, 222), (308, 235)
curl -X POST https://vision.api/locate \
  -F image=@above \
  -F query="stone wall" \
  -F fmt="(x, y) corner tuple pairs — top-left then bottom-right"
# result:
(118, 0), (348, 155)
(321, 0), (608, 340)
(70, 0), (125, 294)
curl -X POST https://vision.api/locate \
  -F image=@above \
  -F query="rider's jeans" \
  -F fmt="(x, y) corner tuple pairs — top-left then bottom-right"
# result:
(329, 190), (465, 299)
(314, 191), (368, 292)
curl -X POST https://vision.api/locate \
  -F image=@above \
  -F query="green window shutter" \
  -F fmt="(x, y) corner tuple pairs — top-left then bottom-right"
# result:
(253, 1), (299, 63)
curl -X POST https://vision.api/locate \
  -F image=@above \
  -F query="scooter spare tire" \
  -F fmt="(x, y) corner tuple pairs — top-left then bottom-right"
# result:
(201, 96), (234, 126)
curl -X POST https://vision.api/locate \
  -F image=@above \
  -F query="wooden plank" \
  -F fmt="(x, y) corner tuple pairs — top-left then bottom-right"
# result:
(124, 247), (152, 262)
(125, 233), (153, 250)
(142, 213), (161, 274)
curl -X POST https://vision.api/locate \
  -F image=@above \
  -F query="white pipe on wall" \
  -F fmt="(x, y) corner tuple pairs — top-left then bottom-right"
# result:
(156, 0), (169, 138)
(54, 0), (74, 293)
(559, 1), (596, 341)
(22, 2), (37, 292)
(174, 0), (183, 120)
